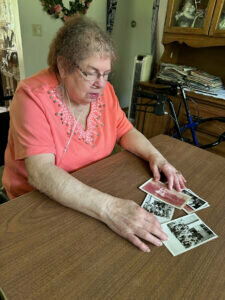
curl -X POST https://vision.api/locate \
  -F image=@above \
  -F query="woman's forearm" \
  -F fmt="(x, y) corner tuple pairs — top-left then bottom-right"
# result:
(119, 127), (186, 191)
(24, 152), (168, 253)
(119, 127), (166, 163)
(25, 154), (112, 221)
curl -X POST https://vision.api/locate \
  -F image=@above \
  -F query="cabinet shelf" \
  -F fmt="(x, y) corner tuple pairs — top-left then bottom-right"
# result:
(139, 81), (225, 103)
(163, 32), (225, 47)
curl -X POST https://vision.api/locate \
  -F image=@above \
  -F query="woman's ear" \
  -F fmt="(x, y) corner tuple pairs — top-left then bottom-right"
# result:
(57, 56), (66, 79)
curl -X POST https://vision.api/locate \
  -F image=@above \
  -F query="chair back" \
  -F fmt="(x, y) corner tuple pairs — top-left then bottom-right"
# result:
(0, 111), (10, 166)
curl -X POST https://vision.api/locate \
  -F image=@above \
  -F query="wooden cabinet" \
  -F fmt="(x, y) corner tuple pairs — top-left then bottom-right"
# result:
(163, 0), (225, 47)
(136, 82), (225, 157)
(135, 0), (225, 157)
(164, 0), (216, 35)
(210, 0), (225, 36)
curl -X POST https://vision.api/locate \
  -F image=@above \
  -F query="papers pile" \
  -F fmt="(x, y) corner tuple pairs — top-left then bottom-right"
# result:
(156, 63), (225, 99)
(186, 70), (224, 92)
(156, 63), (194, 85)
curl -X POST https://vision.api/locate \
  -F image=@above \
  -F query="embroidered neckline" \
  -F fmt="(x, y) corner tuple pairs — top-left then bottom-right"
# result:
(48, 86), (105, 147)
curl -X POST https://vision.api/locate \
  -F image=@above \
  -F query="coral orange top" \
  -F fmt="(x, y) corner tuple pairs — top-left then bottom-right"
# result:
(3, 69), (133, 199)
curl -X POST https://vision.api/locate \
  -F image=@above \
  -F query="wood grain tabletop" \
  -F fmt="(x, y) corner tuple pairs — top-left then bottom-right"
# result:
(0, 135), (224, 300)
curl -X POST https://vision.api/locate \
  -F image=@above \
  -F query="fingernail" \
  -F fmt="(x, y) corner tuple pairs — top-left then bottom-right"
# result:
(158, 241), (163, 246)
(145, 248), (151, 253)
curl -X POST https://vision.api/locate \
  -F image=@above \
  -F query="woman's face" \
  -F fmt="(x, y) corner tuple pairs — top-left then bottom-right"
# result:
(60, 54), (112, 106)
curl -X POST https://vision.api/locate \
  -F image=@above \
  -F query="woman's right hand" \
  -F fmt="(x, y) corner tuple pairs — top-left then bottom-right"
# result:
(102, 198), (168, 252)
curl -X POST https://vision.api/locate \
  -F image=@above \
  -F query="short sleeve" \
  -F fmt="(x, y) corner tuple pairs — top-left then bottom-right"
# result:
(10, 83), (56, 160)
(106, 83), (133, 141)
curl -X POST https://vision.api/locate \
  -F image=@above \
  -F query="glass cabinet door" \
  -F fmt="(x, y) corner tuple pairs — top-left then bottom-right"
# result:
(209, 0), (225, 36)
(164, 0), (217, 35)
(0, 0), (20, 104)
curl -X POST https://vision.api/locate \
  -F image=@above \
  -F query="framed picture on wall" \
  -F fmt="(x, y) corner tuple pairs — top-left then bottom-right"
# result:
(107, 0), (118, 33)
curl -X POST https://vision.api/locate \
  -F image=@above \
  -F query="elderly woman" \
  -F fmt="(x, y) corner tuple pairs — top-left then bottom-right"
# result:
(3, 16), (186, 252)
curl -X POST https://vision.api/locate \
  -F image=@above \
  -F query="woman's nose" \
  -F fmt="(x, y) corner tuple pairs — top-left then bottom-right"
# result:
(95, 75), (107, 88)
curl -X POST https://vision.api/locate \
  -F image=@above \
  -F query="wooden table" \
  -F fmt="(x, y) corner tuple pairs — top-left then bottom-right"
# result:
(0, 135), (225, 300)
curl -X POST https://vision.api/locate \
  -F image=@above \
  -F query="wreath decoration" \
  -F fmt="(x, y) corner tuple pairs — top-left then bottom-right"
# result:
(40, 0), (93, 22)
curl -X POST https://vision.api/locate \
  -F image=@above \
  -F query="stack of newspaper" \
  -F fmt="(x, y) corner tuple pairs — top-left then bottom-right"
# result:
(185, 70), (224, 92)
(156, 63), (225, 99)
(156, 63), (195, 85)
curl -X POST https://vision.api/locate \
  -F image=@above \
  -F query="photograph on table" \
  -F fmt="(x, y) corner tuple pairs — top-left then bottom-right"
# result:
(182, 188), (209, 214)
(162, 214), (218, 256)
(141, 194), (175, 224)
(139, 178), (191, 209)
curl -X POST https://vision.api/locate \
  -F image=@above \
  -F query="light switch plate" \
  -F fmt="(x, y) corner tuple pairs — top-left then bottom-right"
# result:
(32, 24), (42, 37)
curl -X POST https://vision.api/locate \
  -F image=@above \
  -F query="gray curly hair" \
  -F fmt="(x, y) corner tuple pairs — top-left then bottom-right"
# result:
(48, 15), (117, 74)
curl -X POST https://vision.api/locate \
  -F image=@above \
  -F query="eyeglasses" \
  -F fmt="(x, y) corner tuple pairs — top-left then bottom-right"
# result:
(75, 64), (111, 82)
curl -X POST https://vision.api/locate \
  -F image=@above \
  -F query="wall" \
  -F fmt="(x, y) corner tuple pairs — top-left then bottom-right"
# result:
(110, 0), (167, 109)
(14, 0), (167, 107)
(16, 0), (107, 78)
(111, 0), (154, 108)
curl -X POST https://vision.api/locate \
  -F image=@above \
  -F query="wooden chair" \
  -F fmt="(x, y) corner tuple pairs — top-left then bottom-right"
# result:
(0, 111), (10, 203)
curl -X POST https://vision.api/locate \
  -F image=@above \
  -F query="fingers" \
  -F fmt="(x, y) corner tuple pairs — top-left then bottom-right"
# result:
(151, 164), (161, 182)
(157, 162), (186, 191)
(144, 219), (168, 242)
(105, 199), (168, 253)
(126, 233), (151, 253)
(125, 222), (167, 253)
(177, 174), (186, 190)
(123, 209), (168, 252)
(167, 172), (186, 191)
(149, 156), (187, 191)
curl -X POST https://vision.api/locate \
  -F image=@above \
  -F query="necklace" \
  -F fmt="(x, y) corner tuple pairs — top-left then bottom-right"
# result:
(64, 88), (82, 152)
(48, 84), (105, 151)
(58, 84), (83, 165)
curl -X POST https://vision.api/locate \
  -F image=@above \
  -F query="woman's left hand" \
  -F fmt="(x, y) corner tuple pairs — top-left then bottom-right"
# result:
(149, 153), (186, 192)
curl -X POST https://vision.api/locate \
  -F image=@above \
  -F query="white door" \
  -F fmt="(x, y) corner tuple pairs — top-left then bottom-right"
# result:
(111, 0), (154, 108)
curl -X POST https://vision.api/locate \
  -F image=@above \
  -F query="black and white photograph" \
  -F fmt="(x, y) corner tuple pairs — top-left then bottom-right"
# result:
(162, 214), (218, 256)
(141, 194), (175, 223)
(182, 188), (209, 214)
